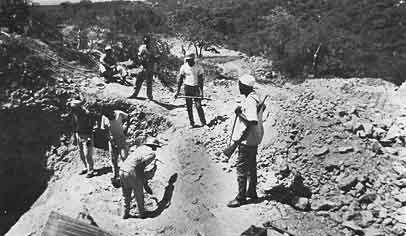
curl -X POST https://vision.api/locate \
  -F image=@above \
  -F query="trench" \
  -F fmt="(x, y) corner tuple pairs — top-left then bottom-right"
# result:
(0, 107), (64, 235)
(0, 99), (171, 235)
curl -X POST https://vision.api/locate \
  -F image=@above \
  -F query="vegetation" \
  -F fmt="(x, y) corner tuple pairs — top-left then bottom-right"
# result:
(164, 0), (406, 83)
(17, 0), (406, 83)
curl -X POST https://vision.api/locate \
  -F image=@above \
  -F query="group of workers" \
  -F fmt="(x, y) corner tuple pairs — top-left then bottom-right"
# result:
(69, 34), (265, 218)
(69, 98), (162, 218)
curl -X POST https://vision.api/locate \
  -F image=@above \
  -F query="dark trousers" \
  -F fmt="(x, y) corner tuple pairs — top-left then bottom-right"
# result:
(101, 68), (116, 83)
(133, 69), (153, 99)
(236, 144), (258, 200)
(184, 85), (206, 125)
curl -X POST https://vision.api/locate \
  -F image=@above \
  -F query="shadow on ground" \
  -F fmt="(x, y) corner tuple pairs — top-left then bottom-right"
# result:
(128, 173), (178, 219)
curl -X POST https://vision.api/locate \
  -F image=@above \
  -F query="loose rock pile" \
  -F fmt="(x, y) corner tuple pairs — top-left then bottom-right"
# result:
(202, 80), (406, 235)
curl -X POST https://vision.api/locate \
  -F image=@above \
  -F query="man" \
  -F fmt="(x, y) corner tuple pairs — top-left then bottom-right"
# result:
(119, 137), (161, 219)
(99, 45), (117, 83)
(70, 99), (96, 178)
(129, 35), (155, 100)
(101, 108), (130, 181)
(227, 74), (265, 208)
(174, 53), (207, 128)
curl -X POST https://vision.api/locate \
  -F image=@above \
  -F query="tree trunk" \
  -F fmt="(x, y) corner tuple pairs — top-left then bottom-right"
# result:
(193, 43), (199, 57)
(199, 45), (204, 58)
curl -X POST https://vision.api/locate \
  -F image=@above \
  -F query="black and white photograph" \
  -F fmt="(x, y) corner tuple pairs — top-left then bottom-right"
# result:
(1, 0), (406, 235)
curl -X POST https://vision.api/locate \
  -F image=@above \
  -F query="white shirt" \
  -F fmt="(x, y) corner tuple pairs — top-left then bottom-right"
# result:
(101, 110), (128, 140)
(179, 63), (204, 86)
(232, 91), (264, 146)
(120, 145), (155, 173)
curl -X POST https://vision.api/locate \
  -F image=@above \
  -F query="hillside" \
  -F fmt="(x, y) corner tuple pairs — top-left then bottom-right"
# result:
(2, 1), (406, 236)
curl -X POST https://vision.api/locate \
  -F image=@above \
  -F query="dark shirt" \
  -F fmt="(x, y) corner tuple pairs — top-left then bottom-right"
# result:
(72, 108), (93, 135)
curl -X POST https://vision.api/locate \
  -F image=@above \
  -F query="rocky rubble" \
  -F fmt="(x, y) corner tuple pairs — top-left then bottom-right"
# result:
(201, 79), (406, 235)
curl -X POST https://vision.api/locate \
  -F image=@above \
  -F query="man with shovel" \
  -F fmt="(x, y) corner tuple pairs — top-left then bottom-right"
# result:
(119, 137), (162, 219)
(226, 74), (265, 208)
(174, 53), (207, 128)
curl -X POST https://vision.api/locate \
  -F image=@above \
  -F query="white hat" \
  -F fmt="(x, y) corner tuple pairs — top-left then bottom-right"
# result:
(185, 53), (195, 60)
(69, 99), (83, 108)
(239, 74), (256, 87)
(105, 45), (112, 51)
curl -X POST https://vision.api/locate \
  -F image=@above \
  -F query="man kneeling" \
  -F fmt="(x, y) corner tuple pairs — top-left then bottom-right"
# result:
(120, 137), (161, 219)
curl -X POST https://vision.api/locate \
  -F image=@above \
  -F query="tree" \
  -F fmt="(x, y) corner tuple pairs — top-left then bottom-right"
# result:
(171, 6), (224, 57)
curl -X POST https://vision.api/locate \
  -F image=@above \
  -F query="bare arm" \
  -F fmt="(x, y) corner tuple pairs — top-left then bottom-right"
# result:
(175, 74), (184, 97)
(237, 113), (258, 126)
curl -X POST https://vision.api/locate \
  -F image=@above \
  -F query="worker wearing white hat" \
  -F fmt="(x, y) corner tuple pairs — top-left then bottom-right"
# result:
(174, 53), (207, 128)
(227, 74), (265, 208)
(119, 137), (162, 219)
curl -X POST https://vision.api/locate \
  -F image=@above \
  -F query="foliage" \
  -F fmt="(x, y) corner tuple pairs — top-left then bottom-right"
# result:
(170, 5), (225, 57)
(166, 0), (406, 82)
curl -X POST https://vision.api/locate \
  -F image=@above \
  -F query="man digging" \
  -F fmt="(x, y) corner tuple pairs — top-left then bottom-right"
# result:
(120, 137), (161, 219)
(227, 74), (265, 208)
(174, 53), (207, 128)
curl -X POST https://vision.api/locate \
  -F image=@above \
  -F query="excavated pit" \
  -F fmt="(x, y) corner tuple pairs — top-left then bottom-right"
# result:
(0, 99), (171, 235)
(0, 107), (64, 234)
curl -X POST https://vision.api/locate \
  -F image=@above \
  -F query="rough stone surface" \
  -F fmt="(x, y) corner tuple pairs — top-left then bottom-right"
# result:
(293, 197), (310, 211)
(337, 146), (354, 154)
(342, 221), (364, 235)
(338, 176), (358, 192)
(313, 147), (330, 156)
(311, 199), (342, 211)
(358, 193), (377, 205)
(395, 193), (406, 204)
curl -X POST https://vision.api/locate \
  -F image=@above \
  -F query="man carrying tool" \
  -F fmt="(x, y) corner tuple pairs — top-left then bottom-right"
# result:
(120, 137), (161, 219)
(129, 35), (155, 100)
(99, 45), (117, 83)
(226, 74), (265, 208)
(174, 53), (207, 128)
(101, 108), (130, 182)
(69, 99), (96, 178)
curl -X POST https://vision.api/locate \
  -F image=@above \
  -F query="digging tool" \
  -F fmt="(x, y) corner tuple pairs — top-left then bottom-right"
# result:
(263, 221), (296, 236)
(223, 95), (269, 158)
(229, 113), (238, 146)
(222, 113), (239, 158)
(176, 95), (212, 101)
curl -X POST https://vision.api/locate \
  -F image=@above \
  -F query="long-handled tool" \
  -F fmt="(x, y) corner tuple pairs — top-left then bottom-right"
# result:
(222, 114), (239, 158)
(229, 114), (238, 146)
(263, 221), (296, 236)
(176, 95), (212, 100)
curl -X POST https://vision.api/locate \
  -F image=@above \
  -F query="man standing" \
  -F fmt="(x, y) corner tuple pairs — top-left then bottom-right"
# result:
(99, 45), (117, 83)
(227, 74), (265, 208)
(174, 53), (207, 128)
(119, 137), (161, 219)
(129, 35), (155, 100)
(70, 99), (96, 178)
(101, 108), (130, 181)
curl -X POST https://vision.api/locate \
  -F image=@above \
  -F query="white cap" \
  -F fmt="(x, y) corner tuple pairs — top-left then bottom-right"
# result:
(185, 53), (195, 60)
(239, 74), (256, 87)
(69, 99), (82, 108)
(105, 45), (112, 51)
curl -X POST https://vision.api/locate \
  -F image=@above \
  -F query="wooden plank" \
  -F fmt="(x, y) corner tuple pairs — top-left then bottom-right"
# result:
(42, 211), (114, 236)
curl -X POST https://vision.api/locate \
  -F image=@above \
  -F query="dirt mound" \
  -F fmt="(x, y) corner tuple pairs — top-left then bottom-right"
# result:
(199, 77), (405, 235)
